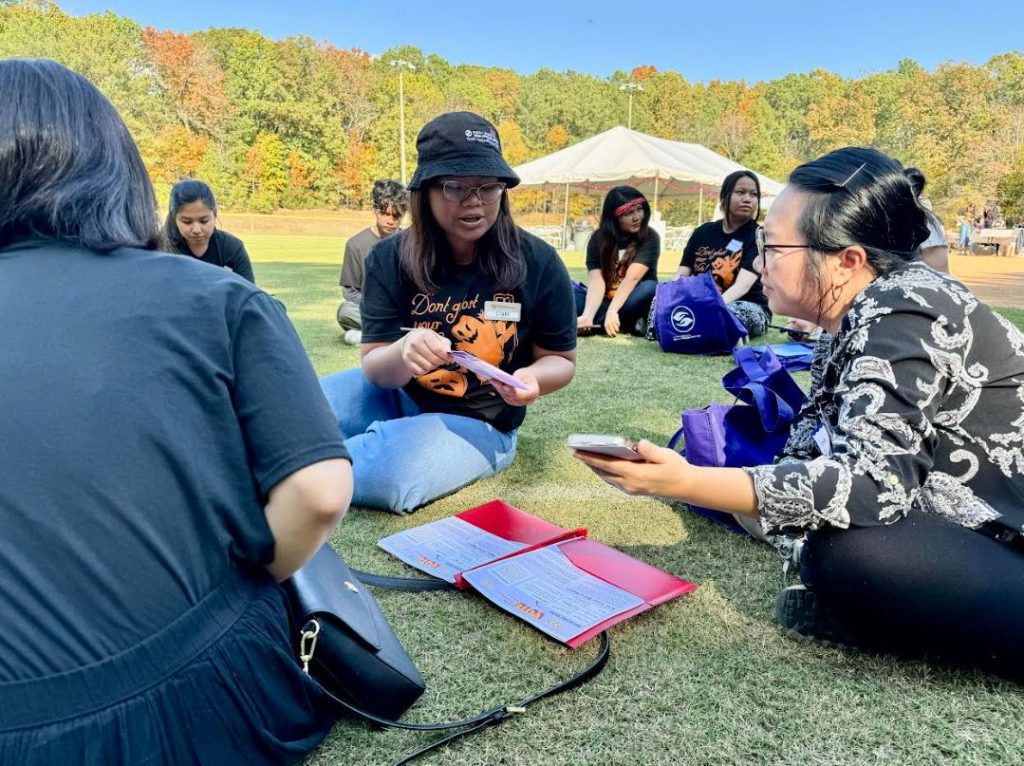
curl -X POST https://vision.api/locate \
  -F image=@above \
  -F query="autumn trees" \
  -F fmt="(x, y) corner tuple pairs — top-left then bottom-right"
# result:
(3, 1), (1024, 222)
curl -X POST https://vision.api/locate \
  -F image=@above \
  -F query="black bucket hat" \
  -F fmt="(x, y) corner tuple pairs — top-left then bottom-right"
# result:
(408, 111), (520, 191)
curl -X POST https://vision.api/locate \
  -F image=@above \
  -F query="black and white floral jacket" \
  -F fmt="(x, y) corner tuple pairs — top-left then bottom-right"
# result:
(746, 262), (1024, 536)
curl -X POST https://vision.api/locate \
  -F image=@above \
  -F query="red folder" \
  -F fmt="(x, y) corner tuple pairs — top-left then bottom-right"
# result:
(451, 499), (586, 589)
(380, 499), (697, 647)
(549, 538), (697, 648)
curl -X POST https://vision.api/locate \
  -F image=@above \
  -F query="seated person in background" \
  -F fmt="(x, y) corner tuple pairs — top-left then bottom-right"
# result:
(0, 58), (352, 765)
(675, 170), (770, 338)
(165, 179), (255, 283)
(904, 167), (949, 272)
(337, 179), (409, 345)
(320, 112), (576, 515)
(574, 147), (1024, 679)
(575, 186), (660, 337)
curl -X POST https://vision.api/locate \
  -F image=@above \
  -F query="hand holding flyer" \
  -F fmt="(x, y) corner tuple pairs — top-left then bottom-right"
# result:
(449, 349), (531, 391)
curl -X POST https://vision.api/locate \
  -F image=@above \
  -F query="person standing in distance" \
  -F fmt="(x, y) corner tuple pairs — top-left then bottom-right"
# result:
(337, 180), (409, 344)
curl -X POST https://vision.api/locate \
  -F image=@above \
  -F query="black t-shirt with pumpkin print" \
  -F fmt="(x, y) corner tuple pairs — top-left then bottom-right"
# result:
(361, 229), (577, 432)
(679, 218), (768, 310)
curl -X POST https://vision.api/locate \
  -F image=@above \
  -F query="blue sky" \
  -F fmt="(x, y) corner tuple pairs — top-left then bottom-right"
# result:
(61, 0), (1023, 83)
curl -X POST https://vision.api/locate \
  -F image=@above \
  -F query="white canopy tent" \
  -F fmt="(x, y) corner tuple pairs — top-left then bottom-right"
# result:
(511, 126), (784, 241)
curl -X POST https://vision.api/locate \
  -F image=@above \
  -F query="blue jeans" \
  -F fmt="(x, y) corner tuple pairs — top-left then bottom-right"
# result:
(319, 369), (518, 514)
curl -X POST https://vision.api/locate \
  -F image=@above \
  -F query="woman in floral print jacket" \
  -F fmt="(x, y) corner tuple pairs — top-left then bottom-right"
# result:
(574, 146), (1024, 676)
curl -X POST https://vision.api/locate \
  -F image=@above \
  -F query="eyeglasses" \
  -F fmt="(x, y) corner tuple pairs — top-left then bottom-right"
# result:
(754, 227), (809, 267)
(439, 180), (506, 204)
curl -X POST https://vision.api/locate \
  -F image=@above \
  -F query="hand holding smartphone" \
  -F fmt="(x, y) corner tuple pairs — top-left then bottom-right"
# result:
(567, 433), (645, 461)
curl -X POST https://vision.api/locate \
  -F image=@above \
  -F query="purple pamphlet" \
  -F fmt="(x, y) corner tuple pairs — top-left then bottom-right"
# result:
(449, 350), (531, 391)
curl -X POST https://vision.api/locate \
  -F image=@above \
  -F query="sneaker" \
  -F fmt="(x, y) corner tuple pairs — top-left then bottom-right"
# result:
(343, 329), (362, 345)
(631, 316), (648, 337)
(776, 584), (859, 650)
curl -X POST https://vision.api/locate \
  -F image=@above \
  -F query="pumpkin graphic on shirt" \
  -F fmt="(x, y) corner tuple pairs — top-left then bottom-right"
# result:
(412, 303), (519, 398)
(452, 316), (517, 367)
(417, 368), (469, 397)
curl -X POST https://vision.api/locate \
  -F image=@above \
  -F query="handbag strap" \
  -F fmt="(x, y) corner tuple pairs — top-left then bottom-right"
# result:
(351, 568), (457, 591)
(335, 568), (612, 764)
(314, 627), (611, 766)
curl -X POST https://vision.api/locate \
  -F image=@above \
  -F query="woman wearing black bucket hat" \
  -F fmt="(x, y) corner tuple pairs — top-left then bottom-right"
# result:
(320, 112), (577, 514)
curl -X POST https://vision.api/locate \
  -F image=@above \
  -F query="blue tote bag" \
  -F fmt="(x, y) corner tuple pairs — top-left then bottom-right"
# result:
(654, 273), (747, 355)
(668, 347), (806, 533)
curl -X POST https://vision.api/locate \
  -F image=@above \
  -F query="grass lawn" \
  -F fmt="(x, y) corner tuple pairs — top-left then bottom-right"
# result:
(249, 235), (1024, 766)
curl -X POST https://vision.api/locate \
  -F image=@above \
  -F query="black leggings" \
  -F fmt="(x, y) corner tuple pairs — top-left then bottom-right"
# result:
(801, 511), (1024, 678)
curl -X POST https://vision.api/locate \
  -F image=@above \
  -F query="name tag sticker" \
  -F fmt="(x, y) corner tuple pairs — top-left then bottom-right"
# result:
(813, 425), (832, 457)
(484, 300), (522, 322)
(725, 239), (743, 253)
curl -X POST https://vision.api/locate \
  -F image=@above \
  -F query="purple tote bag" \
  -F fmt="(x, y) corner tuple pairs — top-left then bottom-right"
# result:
(669, 347), (806, 533)
(654, 272), (747, 355)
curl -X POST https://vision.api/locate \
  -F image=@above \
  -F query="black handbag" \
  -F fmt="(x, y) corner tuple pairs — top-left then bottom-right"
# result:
(283, 544), (610, 766)
(281, 544), (426, 720)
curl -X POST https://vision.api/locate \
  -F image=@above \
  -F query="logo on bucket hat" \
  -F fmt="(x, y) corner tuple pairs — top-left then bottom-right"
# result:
(408, 111), (520, 191)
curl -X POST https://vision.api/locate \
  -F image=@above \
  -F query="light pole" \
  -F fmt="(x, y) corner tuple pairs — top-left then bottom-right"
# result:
(391, 59), (416, 185)
(619, 82), (643, 130)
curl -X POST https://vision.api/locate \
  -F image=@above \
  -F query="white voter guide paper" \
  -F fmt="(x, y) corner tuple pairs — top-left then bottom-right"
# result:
(378, 517), (527, 583)
(462, 546), (646, 643)
(449, 349), (531, 391)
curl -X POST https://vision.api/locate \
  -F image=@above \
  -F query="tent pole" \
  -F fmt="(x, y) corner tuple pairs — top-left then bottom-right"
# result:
(698, 184), (704, 225)
(562, 183), (570, 249)
(652, 175), (659, 211)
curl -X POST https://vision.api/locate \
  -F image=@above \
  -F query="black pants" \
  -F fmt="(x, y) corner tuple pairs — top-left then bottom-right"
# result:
(802, 511), (1024, 678)
(574, 280), (656, 331)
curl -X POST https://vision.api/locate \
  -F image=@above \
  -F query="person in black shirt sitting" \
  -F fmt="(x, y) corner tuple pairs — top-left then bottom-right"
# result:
(674, 170), (770, 337)
(319, 112), (577, 514)
(576, 186), (661, 337)
(0, 58), (351, 765)
(165, 179), (256, 283)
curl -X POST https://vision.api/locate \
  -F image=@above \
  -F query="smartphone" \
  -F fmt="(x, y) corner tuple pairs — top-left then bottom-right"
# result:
(567, 434), (644, 460)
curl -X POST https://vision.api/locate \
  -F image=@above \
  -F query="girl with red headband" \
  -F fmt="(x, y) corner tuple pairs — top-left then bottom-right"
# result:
(576, 186), (661, 337)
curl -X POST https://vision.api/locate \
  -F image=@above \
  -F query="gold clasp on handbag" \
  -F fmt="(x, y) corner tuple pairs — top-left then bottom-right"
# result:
(299, 618), (321, 675)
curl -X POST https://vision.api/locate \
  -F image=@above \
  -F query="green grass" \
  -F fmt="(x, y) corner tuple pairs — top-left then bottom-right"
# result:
(250, 237), (1024, 766)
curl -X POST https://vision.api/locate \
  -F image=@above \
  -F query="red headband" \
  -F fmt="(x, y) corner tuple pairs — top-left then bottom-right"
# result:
(614, 197), (645, 217)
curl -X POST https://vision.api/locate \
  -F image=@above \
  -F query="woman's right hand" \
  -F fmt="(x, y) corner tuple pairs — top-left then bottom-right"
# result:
(572, 439), (695, 499)
(399, 329), (452, 376)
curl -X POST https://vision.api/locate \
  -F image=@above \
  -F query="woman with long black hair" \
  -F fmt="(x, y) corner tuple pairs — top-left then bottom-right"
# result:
(576, 185), (661, 337)
(319, 112), (577, 514)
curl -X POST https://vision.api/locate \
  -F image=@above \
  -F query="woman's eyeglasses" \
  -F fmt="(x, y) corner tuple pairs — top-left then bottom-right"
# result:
(439, 181), (507, 204)
(754, 227), (808, 266)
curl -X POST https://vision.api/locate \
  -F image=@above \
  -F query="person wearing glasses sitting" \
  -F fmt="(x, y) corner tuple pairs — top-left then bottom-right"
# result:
(575, 186), (661, 337)
(319, 112), (577, 514)
(574, 147), (1024, 678)
(673, 170), (770, 338)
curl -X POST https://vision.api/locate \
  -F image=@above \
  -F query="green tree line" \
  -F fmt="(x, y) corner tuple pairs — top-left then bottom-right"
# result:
(3, 0), (1024, 223)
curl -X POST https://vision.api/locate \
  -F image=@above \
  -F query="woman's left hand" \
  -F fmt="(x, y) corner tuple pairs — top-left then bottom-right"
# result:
(604, 309), (621, 337)
(490, 368), (541, 407)
(572, 440), (694, 498)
